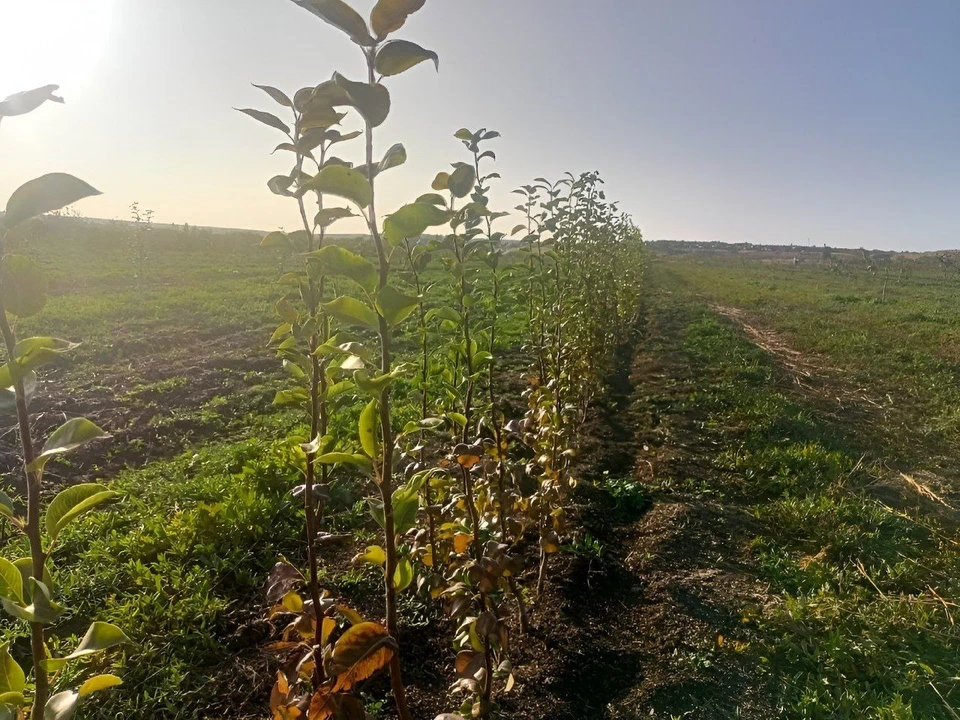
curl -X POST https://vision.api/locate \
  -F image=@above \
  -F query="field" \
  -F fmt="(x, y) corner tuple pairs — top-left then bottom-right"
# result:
(1, 223), (958, 719)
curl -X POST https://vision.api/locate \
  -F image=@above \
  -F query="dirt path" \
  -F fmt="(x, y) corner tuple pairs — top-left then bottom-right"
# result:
(500, 293), (776, 719)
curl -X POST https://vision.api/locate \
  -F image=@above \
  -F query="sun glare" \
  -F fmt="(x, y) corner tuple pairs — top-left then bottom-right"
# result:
(0, 0), (115, 94)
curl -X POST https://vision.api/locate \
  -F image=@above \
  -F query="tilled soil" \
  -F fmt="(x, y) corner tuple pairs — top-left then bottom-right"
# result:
(0, 325), (277, 492)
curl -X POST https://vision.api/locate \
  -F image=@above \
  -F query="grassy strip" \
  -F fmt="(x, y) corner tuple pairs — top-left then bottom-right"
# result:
(658, 283), (960, 719)
(1, 421), (332, 718)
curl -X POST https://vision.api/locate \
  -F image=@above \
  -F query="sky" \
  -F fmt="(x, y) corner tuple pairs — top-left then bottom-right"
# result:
(1, 0), (958, 251)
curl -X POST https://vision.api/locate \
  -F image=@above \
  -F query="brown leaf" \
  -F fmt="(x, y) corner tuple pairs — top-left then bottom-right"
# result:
(270, 672), (290, 714)
(327, 621), (397, 691)
(266, 561), (304, 604)
(454, 650), (482, 678)
(308, 689), (365, 720)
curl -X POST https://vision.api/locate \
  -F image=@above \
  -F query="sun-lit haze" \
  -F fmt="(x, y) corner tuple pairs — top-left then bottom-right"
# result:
(1, 0), (958, 250)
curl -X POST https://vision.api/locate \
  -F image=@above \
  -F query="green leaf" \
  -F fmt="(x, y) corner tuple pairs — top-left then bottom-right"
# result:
(332, 73), (391, 128)
(375, 40), (439, 76)
(392, 480), (422, 535)
(307, 246), (378, 293)
(448, 163), (476, 199)
(431, 172), (450, 192)
(425, 306), (461, 324)
(392, 557), (415, 592)
(376, 286), (418, 326)
(353, 369), (400, 396)
(378, 143), (407, 173)
(78, 674), (122, 698)
(0, 491), (14, 520)
(0, 337), (78, 389)
(267, 174), (295, 197)
(322, 297), (379, 331)
(0, 692), (26, 708)
(0, 645), (24, 694)
(274, 388), (308, 408)
(261, 231), (294, 250)
(2, 174), (101, 230)
(0, 559), (22, 605)
(0, 372), (35, 415)
(415, 192), (447, 207)
(0, 255), (47, 317)
(446, 412), (468, 427)
(299, 165), (372, 209)
(315, 207), (356, 229)
(299, 105), (346, 132)
(42, 690), (78, 720)
(0, 85), (63, 118)
(253, 84), (293, 108)
(358, 399), (378, 458)
(11, 558), (53, 603)
(293, 0), (375, 46)
(2, 579), (62, 624)
(65, 622), (131, 660)
(29, 419), (110, 474)
(275, 298), (299, 324)
(315, 452), (371, 471)
(370, 0), (425, 39)
(382, 202), (450, 247)
(454, 128), (474, 141)
(235, 107), (290, 134)
(44, 482), (118, 542)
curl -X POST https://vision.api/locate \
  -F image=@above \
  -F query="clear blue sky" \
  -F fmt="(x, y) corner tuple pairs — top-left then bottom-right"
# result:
(1, 0), (957, 250)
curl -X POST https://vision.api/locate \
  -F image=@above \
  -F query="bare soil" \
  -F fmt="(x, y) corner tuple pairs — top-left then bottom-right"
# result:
(0, 325), (278, 491)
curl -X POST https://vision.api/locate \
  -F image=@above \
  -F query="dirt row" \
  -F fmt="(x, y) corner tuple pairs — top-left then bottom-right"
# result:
(489, 293), (777, 719)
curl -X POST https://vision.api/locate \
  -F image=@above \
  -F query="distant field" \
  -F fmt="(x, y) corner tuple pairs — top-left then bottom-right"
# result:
(660, 251), (960, 487)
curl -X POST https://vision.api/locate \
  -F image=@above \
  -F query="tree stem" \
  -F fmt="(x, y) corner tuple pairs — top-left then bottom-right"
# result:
(365, 47), (412, 720)
(0, 229), (48, 716)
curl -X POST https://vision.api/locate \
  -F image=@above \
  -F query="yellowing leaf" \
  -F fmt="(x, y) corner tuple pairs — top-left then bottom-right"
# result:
(321, 616), (337, 646)
(336, 604), (364, 626)
(453, 533), (472, 554)
(78, 674), (122, 698)
(353, 545), (386, 566)
(328, 621), (396, 691)
(281, 590), (304, 613)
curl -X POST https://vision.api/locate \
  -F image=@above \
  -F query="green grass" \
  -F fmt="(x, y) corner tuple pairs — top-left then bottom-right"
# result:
(662, 254), (960, 466)
(651, 263), (960, 719)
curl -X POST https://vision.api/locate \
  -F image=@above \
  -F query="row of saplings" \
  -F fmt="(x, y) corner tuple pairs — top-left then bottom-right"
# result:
(247, 2), (644, 720)
(0, 1), (643, 719)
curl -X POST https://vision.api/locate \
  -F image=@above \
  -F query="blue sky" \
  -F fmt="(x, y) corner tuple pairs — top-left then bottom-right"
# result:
(1, 0), (957, 250)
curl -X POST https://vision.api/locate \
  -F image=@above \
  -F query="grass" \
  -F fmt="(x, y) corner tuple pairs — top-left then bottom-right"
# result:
(650, 259), (960, 719)
(662, 253), (960, 467)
